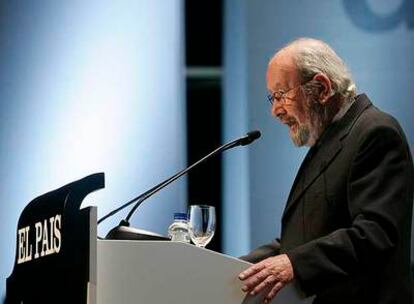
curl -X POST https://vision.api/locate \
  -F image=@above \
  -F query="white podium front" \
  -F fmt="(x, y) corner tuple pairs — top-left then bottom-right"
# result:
(97, 240), (313, 304)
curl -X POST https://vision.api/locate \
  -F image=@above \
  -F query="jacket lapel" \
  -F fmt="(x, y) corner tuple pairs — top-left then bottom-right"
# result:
(281, 94), (372, 222)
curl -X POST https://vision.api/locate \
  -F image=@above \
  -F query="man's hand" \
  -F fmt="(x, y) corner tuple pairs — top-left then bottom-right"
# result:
(238, 254), (294, 304)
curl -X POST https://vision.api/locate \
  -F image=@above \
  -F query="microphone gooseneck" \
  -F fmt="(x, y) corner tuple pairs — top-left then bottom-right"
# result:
(123, 140), (237, 224)
(98, 130), (261, 234)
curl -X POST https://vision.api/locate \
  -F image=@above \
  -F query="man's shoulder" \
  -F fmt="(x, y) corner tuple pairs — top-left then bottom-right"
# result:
(354, 101), (403, 136)
(350, 103), (409, 151)
(336, 95), (409, 153)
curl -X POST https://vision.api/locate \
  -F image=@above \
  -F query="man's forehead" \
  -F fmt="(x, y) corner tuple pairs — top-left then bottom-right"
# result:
(269, 48), (295, 67)
(268, 63), (295, 74)
(267, 61), (297, 89)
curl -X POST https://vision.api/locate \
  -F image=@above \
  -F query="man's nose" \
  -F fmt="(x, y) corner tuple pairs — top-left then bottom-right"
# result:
(271, 103), (286, 119)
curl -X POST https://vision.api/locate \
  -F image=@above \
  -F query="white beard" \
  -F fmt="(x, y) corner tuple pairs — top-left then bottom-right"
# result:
(289, 106), (326, 147)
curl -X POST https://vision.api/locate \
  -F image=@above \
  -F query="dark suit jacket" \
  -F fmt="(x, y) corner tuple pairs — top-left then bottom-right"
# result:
(241, 94), (414, 304)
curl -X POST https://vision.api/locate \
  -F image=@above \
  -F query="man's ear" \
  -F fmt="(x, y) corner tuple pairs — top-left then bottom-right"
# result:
(313, 73), (332, 104)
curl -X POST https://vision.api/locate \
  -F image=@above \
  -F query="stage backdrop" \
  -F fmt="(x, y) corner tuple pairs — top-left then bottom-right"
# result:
(0, 0), (185, 299)
(223, 0), (414, 256)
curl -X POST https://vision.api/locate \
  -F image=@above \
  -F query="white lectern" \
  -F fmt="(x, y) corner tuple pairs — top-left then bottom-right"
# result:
(97, 240), (313, 304)
(6, 174), (313, 304)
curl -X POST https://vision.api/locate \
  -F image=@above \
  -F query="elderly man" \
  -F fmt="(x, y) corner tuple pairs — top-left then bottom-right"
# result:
(238, 38), (413, 304)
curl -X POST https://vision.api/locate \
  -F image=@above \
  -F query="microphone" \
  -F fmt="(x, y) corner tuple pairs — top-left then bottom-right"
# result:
(101, 130), (261, 240)
(239, 130), (261, 146)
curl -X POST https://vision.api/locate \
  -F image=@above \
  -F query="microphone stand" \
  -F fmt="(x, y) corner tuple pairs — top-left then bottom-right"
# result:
(100, 131), (260, 240)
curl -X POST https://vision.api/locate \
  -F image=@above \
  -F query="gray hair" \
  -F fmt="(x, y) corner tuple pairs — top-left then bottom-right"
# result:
(284, 38), (356, 102)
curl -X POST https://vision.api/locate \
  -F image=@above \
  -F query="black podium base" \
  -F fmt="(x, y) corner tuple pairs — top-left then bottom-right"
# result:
(105, 224), (169, 241)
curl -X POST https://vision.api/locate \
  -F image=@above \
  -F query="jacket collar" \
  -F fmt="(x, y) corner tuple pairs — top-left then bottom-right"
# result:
(281, 94), (372, 222)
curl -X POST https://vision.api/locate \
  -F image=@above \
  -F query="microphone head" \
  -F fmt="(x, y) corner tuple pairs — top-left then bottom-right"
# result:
(240, 130), (261, 146)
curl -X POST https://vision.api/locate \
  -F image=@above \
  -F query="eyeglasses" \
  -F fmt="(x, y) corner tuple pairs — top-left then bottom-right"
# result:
(267, 81), (307, 106)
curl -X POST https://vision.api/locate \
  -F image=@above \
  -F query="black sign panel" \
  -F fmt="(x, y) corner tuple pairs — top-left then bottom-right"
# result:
(6, 173), (105, 304)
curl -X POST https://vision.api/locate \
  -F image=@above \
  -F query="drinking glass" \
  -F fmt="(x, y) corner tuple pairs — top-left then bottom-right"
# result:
(188, 205), (216, 248)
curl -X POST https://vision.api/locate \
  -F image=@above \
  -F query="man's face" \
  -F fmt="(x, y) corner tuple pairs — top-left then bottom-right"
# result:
(266, 52), (320, 147)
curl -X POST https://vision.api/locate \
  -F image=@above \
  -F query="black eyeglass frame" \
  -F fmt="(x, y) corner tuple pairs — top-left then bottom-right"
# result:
(267, 79), (312, 106)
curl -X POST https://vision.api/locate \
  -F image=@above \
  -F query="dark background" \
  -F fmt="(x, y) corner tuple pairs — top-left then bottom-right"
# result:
(185, 1), (223, 252)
